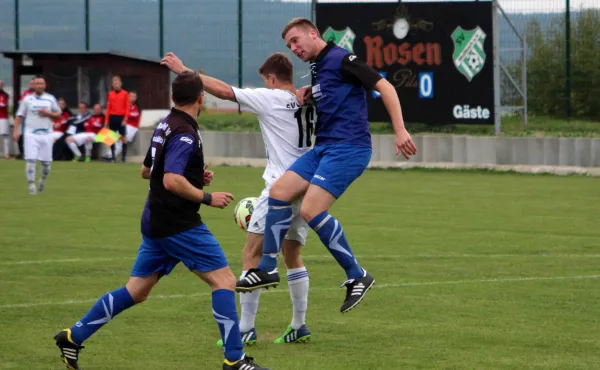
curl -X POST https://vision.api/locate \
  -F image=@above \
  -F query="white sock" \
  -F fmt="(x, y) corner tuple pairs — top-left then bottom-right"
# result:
(287, 267), (309, 330)
(84, 142), (93, 157)
(26, 160), (36, 185)
(3, 135), (9, 156)
(114, 140), (123, 157)
(67, 141), (82, 157)
(40, 161), (51, 182)
(239, 270), (262, 332)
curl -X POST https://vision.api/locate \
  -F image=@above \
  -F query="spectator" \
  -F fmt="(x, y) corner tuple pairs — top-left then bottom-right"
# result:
(0, 80), (9, 159)
(49, 98), (73, 142)
(66, 103), (103, 162)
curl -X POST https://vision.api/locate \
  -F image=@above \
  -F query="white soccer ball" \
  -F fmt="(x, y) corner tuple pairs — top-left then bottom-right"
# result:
(234, 197), (258, 231)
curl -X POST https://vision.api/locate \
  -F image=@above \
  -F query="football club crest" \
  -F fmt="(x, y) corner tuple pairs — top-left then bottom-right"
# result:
(323, 27), (356, 53)
(451, 26), (487, 82)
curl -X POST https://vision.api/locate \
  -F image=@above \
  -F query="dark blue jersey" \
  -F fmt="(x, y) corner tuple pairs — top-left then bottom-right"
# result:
(141, 108), (205, 238)
(310, 42), (382, 147)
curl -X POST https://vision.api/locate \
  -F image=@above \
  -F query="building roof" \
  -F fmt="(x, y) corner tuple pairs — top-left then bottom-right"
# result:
(0, 50), (162, 65)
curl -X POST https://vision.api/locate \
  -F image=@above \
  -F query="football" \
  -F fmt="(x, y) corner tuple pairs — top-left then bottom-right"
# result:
(233, 197), (258, 231)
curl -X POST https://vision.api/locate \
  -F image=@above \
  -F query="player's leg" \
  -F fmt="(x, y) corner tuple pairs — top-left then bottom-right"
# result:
(168, 225), (269, 370)
(83, 134), (95, 161)
(0, 119), (10, 158)
(120, 125), (128, 162)
(37, 134), (53, 193)
(66, 134), (84, 160)
(301, 144), (375, 313)
(54, 236), (174, 369)
(23, 134), (38, 194)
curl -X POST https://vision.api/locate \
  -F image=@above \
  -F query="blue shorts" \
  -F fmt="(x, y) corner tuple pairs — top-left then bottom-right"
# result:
(131, 224), (228, 278)
(288, 144), (372, 198)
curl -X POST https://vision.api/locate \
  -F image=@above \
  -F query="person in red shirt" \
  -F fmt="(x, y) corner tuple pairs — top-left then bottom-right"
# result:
(19, 78), (35, 103)
(114, 91), (142, 160)
(0, 80), (10, 158)
(66, 103), (104, 162)
(104, 75), (130, 162)
(50, 98), (73, 142)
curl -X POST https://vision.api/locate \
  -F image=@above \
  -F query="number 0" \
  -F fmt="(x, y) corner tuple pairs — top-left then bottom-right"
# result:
(419, 73), (434, 99)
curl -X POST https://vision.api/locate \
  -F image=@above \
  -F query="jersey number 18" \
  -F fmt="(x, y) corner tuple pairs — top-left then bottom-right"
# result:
(294, 105), (316, 148)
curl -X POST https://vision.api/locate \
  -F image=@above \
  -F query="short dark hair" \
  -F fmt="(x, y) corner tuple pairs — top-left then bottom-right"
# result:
(172, 71), (203, 106)
(34, 74), (45, 81)
(79, 102), (88, 107)
(281, 18), (320, 39)
(258, 53), (294, 83)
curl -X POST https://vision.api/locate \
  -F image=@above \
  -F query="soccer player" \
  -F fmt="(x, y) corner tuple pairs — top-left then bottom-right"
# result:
(114, 91), (141, 159)
(49, 98), (73, 142)
(104, 75), (130, 162)
(66, 103), (103, 162)
(13, 75), (61, 194)
(236, 18), (418, 314)
(162, 51), (314, 345)
(0, 80), (9, 159)
(53, 72), (270, 370)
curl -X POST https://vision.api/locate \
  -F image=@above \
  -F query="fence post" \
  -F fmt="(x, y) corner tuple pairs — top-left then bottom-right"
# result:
(492, 0), (501, 135)
(312, 0), (317, 24)
(85, 0), (90, 51)
(238, 0), (243, 114)
(159, 0), (164, 57)
(14, 0), (19, 50)
(565, 0), (572, 120)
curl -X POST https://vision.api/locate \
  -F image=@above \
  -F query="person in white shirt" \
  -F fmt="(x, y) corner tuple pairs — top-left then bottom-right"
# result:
(13, 75), (61, 194)
(162, 51), (315, 345)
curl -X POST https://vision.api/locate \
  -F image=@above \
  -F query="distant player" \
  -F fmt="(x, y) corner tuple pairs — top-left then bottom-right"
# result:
(236, 18), (418, 314)
(66, 103), (103, 162)
(104, 75), (130, 162)
(49, 98), (73, 142)
(13, 75), (61, 195)
(114, 91), (141, 159)
(53, 72), (270, 370)
(0, 80), (9, 158)
(162, 51), (314, 345)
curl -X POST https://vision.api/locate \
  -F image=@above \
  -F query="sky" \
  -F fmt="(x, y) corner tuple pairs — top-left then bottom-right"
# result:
(280, 0), (600, 13)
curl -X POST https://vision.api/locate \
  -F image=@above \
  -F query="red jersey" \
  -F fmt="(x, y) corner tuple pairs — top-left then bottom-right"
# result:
(53, 110), (72, 133)
(126, 103), (141, 128)
(105, 89), (130, 122)
(19, 89), (34, 102)
(0, 90), (8, 119)
(85, 114), (105, 134)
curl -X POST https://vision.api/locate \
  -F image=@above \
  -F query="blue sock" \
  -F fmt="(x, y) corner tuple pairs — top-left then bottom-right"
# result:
(257, 198), (293, 271)
(69, 287), (135, 345)
(308, 211), (364, 280)
(213, 289), (244, 363)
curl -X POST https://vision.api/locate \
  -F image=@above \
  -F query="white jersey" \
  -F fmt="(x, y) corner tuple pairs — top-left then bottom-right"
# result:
(16, 93), (60, 135)
(232, 87), (316, 185)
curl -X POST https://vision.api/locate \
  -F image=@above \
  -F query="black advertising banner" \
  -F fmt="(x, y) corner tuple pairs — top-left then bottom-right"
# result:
(317, 1), (495, 124)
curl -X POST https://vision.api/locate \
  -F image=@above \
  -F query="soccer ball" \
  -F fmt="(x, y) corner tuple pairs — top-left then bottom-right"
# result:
(234, 197), (258, 231)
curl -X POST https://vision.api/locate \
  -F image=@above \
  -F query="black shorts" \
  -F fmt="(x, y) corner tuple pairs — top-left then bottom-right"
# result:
(108, 115), (126, 136)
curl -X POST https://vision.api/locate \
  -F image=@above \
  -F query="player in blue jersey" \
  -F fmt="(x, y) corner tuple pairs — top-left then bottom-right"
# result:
(236, 18), (417, 314)
(53, 72), (270, 370)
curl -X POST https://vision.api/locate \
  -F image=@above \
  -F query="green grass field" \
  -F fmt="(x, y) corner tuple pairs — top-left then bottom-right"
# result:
(0, 161), (599, 369)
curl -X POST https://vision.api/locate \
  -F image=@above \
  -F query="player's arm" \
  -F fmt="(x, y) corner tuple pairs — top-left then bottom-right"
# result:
(340, 54), (417, 159)
(43, 97), (62, 120)
(12, 100), (27, 141)
(104, 93), (111, 125)
(162, 134), (234, 208)
(123, 93), (130, 124)
(141, 145), (152, 179)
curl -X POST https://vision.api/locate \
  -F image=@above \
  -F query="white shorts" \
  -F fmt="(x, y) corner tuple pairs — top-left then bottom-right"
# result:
(247, 186), (309, 246)
(70, 132), (96, 146)
(125, 125), (138, 142)
(0, 119), (8, 135)
(49, 131), (64, 142)
(24, 132), (53, 162)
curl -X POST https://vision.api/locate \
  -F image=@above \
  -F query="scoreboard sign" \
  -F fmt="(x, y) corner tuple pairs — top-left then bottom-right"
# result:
(316, 1), (495, 124)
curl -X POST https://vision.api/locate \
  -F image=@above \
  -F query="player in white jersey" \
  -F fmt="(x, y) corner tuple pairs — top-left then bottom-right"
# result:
(162, 52), (314, 345)
(13, 76), (61, 194)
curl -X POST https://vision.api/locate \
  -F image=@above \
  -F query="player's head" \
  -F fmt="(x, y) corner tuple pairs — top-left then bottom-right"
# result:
(258, 52), (294, 88)
(112, 75), (122, 91)
(93, 104), (102, 115)
(282, 18), (325, 62)
(28, 78), (35, 90)
(171, 71), (204, 116)
(33, 75), (46, 95)
(129, 91), (137, 103)
(58, 98), (67, 110)
(78, 102), (88, 114)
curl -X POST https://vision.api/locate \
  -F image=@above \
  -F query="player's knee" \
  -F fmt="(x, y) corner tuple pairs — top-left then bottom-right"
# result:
(212, 272), (236, 291)
(268, 181), (288, 201)
(300, 205), (319, 223)
(283, 250), (304, 270)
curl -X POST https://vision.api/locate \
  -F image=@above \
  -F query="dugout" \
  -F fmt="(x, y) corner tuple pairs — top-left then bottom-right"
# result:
(1, 50), (170, 111)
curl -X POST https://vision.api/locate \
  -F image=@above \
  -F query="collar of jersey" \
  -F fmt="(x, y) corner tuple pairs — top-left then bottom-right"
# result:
(314, 41), (335, 62)
(171, 107), (199, 128)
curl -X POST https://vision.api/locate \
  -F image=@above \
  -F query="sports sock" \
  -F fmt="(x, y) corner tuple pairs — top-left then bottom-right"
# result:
(257, 198), (293, 271)
(213, 289), (244, 362)
(84, 142), (92, 158)
(2, 135), (9, 156)
(67, 141), (82, 157)
(26, 160), (36, 185)
(287, 267), (309, 329)
(239, 271), (262, 332)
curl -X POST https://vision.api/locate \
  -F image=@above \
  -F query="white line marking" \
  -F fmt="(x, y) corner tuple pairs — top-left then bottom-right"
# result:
(0, 274), (597, 309)
(1, 253), (599, 266)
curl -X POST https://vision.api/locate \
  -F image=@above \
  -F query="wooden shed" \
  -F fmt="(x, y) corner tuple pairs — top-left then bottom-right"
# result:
(0, 50), (170, 111)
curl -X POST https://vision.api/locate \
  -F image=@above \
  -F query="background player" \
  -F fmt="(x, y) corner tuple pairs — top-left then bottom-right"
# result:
(13, 75), (61, 194)
(114, 90), (141, 160)
(0, 80), (9, 159)
(49, 97), (73, 142)
(162, 51), (313, 345)
(236, 18), (418, 314)
(66, 103), (103, 162)
(53, 72), (270, 370)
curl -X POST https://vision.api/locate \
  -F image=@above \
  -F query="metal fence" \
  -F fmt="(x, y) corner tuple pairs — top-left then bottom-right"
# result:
(0, 0), (598, 121)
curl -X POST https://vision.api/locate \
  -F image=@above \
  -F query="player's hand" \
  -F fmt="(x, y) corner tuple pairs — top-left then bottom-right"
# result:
(209, 192), (234, 209)
(38, 109), (50, 117)
(161, 52), (187, 75)
(296, 85), (312, 105)
(203, 165), (214, 186)
(395, 128), (417, 160)
(13, 131), (20, 142)
(122, 120), (127, 126)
